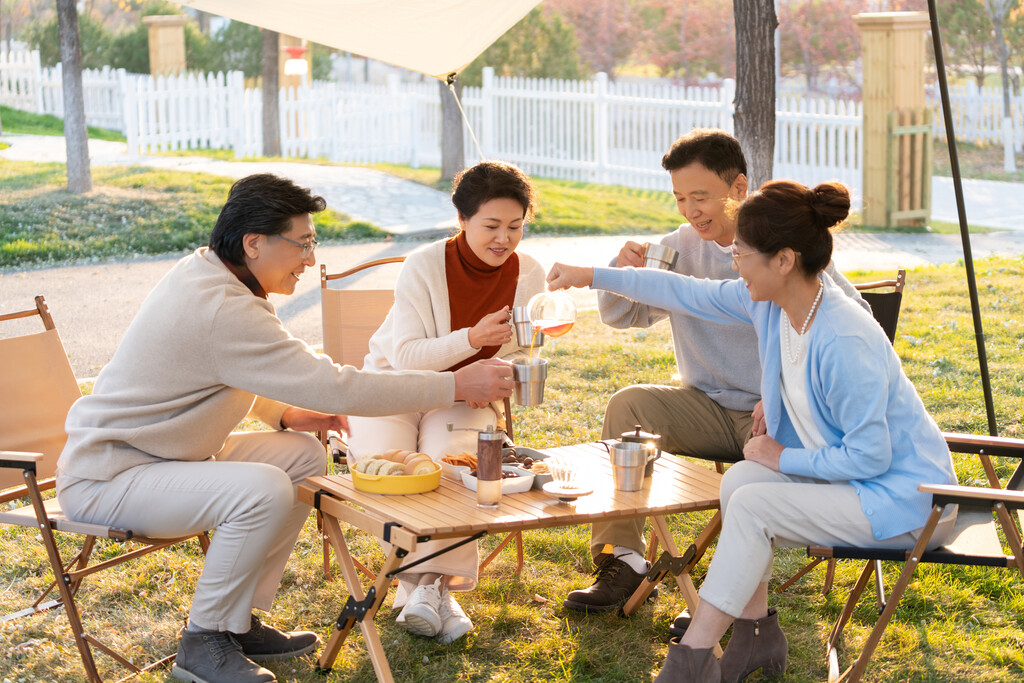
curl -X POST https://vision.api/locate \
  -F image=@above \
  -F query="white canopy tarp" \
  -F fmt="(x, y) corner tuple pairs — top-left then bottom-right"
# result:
(176, 0), (541, 80)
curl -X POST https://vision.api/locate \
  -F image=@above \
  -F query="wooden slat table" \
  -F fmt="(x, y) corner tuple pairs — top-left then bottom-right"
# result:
(299, 442), (722, 682)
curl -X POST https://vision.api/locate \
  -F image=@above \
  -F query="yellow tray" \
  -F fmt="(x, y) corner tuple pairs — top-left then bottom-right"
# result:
(350, 461), (441, 495)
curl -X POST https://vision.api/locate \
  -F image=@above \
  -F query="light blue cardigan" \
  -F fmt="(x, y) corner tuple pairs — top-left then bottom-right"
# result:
(591, 266), (957, 541)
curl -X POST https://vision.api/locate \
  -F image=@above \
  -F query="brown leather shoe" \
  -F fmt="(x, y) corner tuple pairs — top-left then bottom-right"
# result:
(669, 608), (693, 638)
(654, 638), (721, 683)
(563, 552), (657, 613)
(230, 613), (320, 661)
(719, 608), (787, 683)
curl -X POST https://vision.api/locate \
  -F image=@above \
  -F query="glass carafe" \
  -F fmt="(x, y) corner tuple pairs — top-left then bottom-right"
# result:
(526, 291), (577, 338)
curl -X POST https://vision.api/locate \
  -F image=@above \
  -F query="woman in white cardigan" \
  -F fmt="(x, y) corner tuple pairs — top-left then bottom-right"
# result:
(348, 161), (546, 643)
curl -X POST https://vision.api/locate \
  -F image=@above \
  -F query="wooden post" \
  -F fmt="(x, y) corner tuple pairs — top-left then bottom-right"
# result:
(142, 15), (187, 76)
(854, 12), (929, 229)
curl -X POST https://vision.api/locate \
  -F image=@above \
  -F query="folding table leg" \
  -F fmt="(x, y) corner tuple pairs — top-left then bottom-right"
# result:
(318, 513), (403, 682)
(622, 514), (717, 618)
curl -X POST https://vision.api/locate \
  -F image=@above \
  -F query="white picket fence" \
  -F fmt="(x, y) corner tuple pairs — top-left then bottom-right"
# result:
(1, 50), (128, 131)
(14, 46), (1022, 208)
(929, 81), (1024, 150)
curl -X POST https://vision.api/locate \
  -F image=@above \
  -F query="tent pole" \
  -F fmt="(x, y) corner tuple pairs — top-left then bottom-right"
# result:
(926, 0), (997, 436)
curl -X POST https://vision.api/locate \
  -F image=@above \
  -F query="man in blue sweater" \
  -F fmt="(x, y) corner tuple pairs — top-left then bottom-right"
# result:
(564, 129), (867, 614)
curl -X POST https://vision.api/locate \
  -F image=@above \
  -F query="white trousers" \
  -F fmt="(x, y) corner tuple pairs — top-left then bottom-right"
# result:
(348, 402), (499, 607)
(57, 430), (325, 633)
(699, 460), (957, 618)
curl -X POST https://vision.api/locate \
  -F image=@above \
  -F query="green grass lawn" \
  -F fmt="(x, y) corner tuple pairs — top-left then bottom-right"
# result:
(0, 161), (386, 268)
(2, 258), (1024, 682)
(1, 104), (125, 142)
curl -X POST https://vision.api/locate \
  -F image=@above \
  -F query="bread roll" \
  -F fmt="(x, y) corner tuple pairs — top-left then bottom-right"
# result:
(378, 461), (405, 476)
(403, 454), (433, 474)
(407, 459), (436, 476)
(381, 449), (404, 462)
(364, 459), (388, 475)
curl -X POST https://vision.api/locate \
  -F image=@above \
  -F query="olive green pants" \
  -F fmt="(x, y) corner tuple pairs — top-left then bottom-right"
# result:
(592, 384), (754, 560)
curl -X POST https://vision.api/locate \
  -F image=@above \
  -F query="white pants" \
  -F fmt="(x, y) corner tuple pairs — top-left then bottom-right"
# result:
(57, 430), (326, 633)
(348, 402), (500, 607)
(699, 460), (957, 618)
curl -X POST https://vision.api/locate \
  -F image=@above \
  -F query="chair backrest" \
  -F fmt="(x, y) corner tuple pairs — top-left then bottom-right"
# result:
(320, 258), (405, 369)
(0, 297), (82, 490)
(855, 268), (906, 344)
(320, 258), (517, 441)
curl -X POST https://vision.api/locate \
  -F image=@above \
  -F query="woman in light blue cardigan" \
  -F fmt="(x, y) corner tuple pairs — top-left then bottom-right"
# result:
(547, 180), (958, 683)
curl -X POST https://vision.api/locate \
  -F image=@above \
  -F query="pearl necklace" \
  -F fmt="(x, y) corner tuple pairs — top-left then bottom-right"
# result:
(782, 279), (824, 365)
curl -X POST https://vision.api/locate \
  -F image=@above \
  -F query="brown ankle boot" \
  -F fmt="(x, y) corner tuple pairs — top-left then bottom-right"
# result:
(654, 638), (721, 683)
(719, 608), (787, 683)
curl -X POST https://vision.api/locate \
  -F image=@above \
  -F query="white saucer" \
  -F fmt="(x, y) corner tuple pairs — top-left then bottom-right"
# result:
(542, 481), (593, 502)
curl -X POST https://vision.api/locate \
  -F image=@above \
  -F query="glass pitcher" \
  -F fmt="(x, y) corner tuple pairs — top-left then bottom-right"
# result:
(526, 291), (577, 338)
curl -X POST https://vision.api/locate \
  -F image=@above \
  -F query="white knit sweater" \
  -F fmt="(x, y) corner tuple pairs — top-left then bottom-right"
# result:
(58, 248), (456, 482)
(363, 239), (546, 372)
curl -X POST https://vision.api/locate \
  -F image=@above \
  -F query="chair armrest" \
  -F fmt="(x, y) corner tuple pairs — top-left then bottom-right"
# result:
(0, 450), (43, 466)
(920, 483), (1024, 509)
(943, 432), (1024, 459)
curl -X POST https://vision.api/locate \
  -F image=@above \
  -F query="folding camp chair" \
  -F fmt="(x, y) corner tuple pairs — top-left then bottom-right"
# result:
(319, 259), (524, 580)
(776, 268), (908, 596)
(812, 432), (1024, 682)
(0, 296), (209, 683)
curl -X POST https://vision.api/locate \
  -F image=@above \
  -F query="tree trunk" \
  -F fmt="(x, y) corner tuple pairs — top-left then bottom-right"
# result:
(262, 30), (281, 157)
(56, 0), (91, 194)
(440, 79), (465, 181)
(734, 0), (777, 191)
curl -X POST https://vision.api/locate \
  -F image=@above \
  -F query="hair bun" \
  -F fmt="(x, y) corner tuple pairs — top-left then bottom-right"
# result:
(809, 182), (851, 231)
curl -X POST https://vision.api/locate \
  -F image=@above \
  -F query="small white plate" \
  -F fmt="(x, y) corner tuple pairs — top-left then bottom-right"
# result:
(541, 481), (593, 502)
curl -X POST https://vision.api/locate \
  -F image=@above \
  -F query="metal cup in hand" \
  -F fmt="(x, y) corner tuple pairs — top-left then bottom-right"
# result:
(642, 243), (679, 270)
(512, 358), (548, 406)
(512, 306), (544, 348)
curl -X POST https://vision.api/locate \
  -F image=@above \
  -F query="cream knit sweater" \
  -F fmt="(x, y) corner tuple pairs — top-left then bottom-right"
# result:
(58, 248), (456, 482)
(363, 239), (546, 372)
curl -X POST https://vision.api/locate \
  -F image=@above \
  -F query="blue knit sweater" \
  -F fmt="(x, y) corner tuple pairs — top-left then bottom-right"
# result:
(591, 266), (957, 540)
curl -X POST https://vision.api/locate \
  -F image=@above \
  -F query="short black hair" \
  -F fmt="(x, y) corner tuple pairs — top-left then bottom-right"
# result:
(209, 174), (327, 265)
(451, 161), (537, 222)
(661, 128), (748, 185)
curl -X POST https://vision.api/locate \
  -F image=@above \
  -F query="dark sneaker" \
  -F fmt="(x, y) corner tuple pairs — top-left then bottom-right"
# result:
(171, 629), (276, 683)
(668, 608), (692, 638)
(563, 553), (657, 613)
(230, 613), (321, 661)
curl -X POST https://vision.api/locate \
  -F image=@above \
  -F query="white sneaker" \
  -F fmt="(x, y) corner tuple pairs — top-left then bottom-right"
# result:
(395, 579), (442, 637)
(436, 588), (473, 644)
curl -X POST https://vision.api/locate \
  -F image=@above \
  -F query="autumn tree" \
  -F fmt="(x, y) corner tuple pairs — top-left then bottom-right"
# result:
(261, 29), (280, 157)
(940, 0), (994, 86)
(734, 0), (777, 190)
(546, 0), (639, 77)
(56, 0), (92, 193)
(637, 0), (735, 82)
(459, 7), (584, 86)
(440, 80), (465, 181)
(778, 0), (862, 93)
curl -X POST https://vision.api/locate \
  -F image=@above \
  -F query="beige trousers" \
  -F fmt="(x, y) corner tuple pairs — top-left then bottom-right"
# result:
(698, 460), (958, 617)
(591, 385), (754, 559)
(348, 402), (501, 607)
(57, 430), (326, 633)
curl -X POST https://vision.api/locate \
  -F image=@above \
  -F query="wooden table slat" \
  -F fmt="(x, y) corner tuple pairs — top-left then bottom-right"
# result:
(308, 443), (721, 538)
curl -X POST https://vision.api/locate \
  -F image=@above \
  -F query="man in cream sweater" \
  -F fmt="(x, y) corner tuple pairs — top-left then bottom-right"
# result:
(56, 174), (515, 683)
